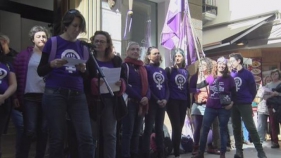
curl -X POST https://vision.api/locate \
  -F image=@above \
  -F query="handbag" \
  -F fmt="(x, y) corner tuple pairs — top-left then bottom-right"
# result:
(215, 78), (232, 106)
(266, 96), (281, 106)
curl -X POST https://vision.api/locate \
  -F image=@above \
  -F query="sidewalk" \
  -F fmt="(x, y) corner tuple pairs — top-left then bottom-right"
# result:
(167, 141), (281, 158)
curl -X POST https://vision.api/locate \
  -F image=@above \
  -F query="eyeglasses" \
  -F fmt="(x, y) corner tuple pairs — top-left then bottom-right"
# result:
(94, 40), (106, 44)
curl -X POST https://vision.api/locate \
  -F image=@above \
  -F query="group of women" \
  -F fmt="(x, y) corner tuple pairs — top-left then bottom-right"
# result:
(190, 54), (269, 158)
(0, 9), (189, 158)
(0, 8), (275, 158)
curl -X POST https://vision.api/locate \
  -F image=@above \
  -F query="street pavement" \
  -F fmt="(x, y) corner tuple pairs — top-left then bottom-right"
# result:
(167, 141), (281, 158)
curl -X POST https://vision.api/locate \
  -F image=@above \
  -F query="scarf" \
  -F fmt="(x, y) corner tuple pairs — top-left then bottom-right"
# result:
(124, 57), (149, 115)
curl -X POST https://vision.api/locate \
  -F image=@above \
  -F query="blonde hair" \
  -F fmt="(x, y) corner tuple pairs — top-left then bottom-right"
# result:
(0, 34), (10, 43)
(126, 41), (139, 52)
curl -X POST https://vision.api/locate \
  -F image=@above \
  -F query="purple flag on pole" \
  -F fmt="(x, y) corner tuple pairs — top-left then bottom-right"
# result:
(160, 0), (183, 50)
(184, 2), (197, 65)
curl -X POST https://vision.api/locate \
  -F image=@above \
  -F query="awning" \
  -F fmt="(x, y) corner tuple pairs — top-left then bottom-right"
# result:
(203, 15), (273, 50)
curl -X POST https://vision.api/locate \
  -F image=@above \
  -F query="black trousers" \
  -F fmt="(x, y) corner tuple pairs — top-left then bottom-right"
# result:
(166, 99), (188, 157)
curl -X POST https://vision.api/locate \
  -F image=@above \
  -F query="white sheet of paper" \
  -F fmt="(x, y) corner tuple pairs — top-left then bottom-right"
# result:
(63, 57), (87, 66)
(262, 87), (272, 92)
(99, 67), (121, 94)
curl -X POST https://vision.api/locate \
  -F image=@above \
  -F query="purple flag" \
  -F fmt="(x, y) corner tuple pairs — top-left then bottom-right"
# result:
(180, 1), (197, 65)
(160, 0), (183, 50)
(185, 3), (197, 65)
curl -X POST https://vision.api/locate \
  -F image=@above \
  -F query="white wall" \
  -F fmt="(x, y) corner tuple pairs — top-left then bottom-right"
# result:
(205, 0), (281, 26)
(10, 0), (53, 10)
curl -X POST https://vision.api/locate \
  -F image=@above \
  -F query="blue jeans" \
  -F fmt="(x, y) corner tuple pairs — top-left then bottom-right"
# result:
(257, 113), (268, 143)
(11, 108), (24, 158)
(43, 87), (95, 158)
(141, 100), (165, 154)
(199, 107), (231, 153)
(242, 121), (249, 141)
(21, 99), (48, 158)
(121, 100), (143, 158)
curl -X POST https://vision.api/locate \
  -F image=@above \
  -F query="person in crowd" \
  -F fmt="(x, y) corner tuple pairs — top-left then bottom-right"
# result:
(87, 30), (126, 158)
(192, 56), (236, 158)
(141, 46), (169, 158)
(0, 34), (23, 157)
(121, 41), (150, 158)
(37, 9), (95, 158)
(262, 69), (281, 148)
(256, 78), (269, 144)
(165, 48), (190, 158)
(0, 34), (17, 158)
(190, 58), (221, 155)
(229, 53), (267, 158)
(13, 26), (49, 158)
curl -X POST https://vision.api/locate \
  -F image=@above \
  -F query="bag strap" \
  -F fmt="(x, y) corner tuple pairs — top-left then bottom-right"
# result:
(215, 78), (220, 93)
(125, 63), (129, 84)
(49, 37), (57, 62)
(83, 45), (89, 61)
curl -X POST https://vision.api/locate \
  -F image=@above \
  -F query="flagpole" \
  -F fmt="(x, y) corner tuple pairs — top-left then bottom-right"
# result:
(185, 0), (201, 61)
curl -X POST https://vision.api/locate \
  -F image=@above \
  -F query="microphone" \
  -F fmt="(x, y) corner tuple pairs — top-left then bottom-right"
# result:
(80, 41), (96, 49)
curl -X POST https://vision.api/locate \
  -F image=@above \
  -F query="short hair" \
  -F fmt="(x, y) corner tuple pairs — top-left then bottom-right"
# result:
(126, 41), (139, 52)
(270, 69), (281, 79)
(0, 34), (10, 43)
(144, 46), (162, 65)
(229, 53), (243, 65)
(61, 9), (86, 33)
(90, 31), (113, 58)
(29, 26), (50, 42)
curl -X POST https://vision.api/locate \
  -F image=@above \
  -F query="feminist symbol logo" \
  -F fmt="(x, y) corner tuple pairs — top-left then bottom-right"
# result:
(175, 74), (186, 90)
(153, 71), (164, 90)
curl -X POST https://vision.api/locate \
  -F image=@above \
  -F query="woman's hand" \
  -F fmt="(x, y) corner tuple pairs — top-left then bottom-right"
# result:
(50, 59), (68, 68)
(94, 78), (104, 86)
(13, 98), (20, 108)
(158, 99), (167, 108)
(224, 101), (233, 110)
(0, 95), (6, 105)
(75, 63), (86, 73)
(140, 97), (148, 105)
(115, 80), (122, 86)
(272, 91), (281, 96)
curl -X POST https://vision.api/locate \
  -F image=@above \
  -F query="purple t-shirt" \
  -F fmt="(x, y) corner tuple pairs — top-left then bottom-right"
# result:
(231, 68), (257, 104)
(206, 75), (236, 108)
(145, 65), (168, 100)
(42, 36), (86, 91)
(168, 68), (189, 100)
(97, 60), (114, 68)
(0, 63), (14, 94)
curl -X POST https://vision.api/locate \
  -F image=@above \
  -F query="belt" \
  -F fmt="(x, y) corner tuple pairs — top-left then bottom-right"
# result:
(195, 102), (206, 105)
(45, 87), (83, 96)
